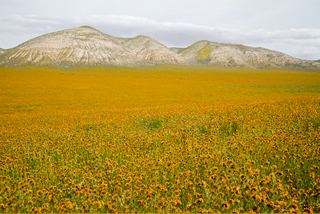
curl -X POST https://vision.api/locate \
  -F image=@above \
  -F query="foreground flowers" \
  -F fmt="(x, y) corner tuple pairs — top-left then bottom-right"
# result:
(1, 97), (319, 213)
(0, 66), (319, 212)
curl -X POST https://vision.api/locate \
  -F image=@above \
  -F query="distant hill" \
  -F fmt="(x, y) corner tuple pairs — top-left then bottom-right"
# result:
(0, 26), (319, 70)
(118, 35), (186, 64)
(0, 26), (184, 66)
(174, 40), (320, 69)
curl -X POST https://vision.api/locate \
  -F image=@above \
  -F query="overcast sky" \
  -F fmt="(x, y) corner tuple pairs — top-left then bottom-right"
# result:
(1, 0), (320, 60)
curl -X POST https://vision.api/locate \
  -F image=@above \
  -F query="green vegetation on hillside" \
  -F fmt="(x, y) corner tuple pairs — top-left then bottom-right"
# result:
(195, 45), (213, 64)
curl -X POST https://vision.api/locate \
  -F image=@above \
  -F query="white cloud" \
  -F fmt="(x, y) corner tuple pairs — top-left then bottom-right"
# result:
(1, 15), (320, 60)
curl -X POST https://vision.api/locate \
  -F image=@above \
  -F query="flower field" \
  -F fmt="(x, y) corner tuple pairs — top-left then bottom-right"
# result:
(0, 65), (320, 213)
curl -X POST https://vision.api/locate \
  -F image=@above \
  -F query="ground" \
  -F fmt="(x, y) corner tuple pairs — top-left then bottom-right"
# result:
(0, 65), (319, 213)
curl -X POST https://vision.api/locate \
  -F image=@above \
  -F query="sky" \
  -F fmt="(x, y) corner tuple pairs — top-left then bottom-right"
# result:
(0, 0), (320, 60)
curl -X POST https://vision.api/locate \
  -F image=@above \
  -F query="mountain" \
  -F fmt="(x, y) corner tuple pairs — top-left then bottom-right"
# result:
(174, 40), (320, 69)
(0, 26), (319, 69)
(0, 48), (5, 55)
(0, 26), (136, 66)
(0, 26), (184, 66)
(119, 35), (186, 64)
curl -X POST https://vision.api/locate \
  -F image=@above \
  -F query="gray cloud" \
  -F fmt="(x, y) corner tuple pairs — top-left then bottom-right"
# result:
(1, 15), (320, 60)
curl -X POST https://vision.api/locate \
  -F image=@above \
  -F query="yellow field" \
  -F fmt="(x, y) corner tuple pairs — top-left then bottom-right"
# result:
(0, 65), (319, 213)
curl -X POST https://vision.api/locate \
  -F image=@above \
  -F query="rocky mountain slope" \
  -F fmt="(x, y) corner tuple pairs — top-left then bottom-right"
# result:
(0, 26), (184, 66)
(0, 26), (319, 69)
(0, 48), (5, 55)
(119, 35), (186, 64)
(172, 40), (319, 69)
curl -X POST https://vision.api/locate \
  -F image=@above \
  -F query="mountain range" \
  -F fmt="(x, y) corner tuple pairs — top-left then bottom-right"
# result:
(0, 26), (319, 70)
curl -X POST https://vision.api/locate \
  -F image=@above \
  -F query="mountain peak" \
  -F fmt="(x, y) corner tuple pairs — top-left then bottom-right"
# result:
(78, 25), (96, 29)
(76, 25), (103, 33)
(120, 34), (186, 64)
(134, 35), (151, 39)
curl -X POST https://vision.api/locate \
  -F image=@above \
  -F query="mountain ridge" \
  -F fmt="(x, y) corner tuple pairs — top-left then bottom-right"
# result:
(0, 26), (319, 70)
(177, 40), (318, 69)
(118, 35), (186, 64)
(0, 26), (138, 66)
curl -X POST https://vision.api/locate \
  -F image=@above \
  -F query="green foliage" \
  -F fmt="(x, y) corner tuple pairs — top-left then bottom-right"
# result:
(196, 46), (213, 64)
(134, 116), (167, 130)
(218, 120), (239, 136)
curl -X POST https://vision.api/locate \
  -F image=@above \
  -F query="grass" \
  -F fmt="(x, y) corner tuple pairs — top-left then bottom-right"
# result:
(0, 65), (319, 213)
